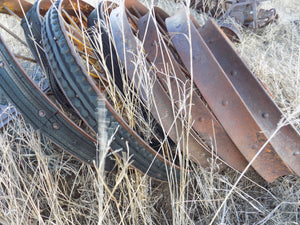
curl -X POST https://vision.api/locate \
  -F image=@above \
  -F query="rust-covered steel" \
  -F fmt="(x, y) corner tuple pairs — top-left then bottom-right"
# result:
(0, 0), (299, 182)
(0, 0), (94, 20)
(109, 2), (214, 168)
(0, 0), (33, 18)
(137, 10), (248, 171)
(166, 8), (297, 182)
(199, 19), (300, 177)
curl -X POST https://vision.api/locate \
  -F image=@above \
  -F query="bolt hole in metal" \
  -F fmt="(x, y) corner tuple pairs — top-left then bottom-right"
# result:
(262, 112), (269, 118)
(52, 123), (60, 130)
(222, 100), (229, 106)
(38, 109), (46, 117)
(230, 70), (237, 76)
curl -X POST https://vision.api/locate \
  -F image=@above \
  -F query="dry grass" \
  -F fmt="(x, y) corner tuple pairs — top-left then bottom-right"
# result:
(0, 0), (299, 224)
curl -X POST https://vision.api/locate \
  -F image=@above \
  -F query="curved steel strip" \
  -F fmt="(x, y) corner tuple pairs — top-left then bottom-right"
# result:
(199, 18), (300, 177)
(0, 34), (115, 171)
(0, 0), (33, 17)
(42, 0), (180, 181)
(88, 2), (178, 152)
(109, 6), (145, 95)
(137, 10), (248, 171)
(0, 0), (94, 19)
(87, 1), (124, 94)
(109, 4), (212, 167)
(166, 9), (292, 182)
(124, 0), (149, 17)
(21, 0), (79, 118)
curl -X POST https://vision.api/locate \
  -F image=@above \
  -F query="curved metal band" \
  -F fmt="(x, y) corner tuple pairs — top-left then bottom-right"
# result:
(21, 0), (80, 118)
(42, 0), (180, 181)
(0, 0), (33, 17)
(87, 1), (124, 94)
(137, 10), (248, 171)
(199, 18), (300, 177)
(166, 9), (292, 182)
(109, 3), (213, 167)
(0, 34), (115, 171)
(0, 0), (94, 19)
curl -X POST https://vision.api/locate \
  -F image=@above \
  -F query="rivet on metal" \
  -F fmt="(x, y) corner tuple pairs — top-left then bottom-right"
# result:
(121, 137), (124, 140)
(52, 123), (60, 130)
(0, 61), (4, 68)
(198, 117), (204, 122)
(38, 110), (46, 117)
(230, 70), (237, 76)
(53, 37), (57, 41)
(222, 100), (229, 106)
(262, 112), (269, 118)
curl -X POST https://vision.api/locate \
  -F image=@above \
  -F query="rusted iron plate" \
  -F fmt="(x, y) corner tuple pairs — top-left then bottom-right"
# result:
(109, 4), (212, 166)
(0, 0), (32, 18)
(125, 0), (148, 17)
(166, 9), (292, 182)
(0, 0), (94, 21)
(137, 10), (248, 171)
(109, 6), (146, 96)
(199, 18), (300, 177)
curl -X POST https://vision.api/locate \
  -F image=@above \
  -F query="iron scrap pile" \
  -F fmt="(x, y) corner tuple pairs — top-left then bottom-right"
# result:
(0, 0), (299, 182)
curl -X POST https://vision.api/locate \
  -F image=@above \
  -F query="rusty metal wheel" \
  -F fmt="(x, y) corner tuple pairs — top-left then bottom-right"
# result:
(0, 0), (299, 183)
(42, 0), (180, 181)
(21, 0), (80, 118)
(0, 0), (116, 171)
(0, 34), (116, 171)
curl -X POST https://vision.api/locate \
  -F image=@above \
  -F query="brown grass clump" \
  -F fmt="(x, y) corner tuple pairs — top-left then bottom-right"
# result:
(0, 0), (299, 224)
